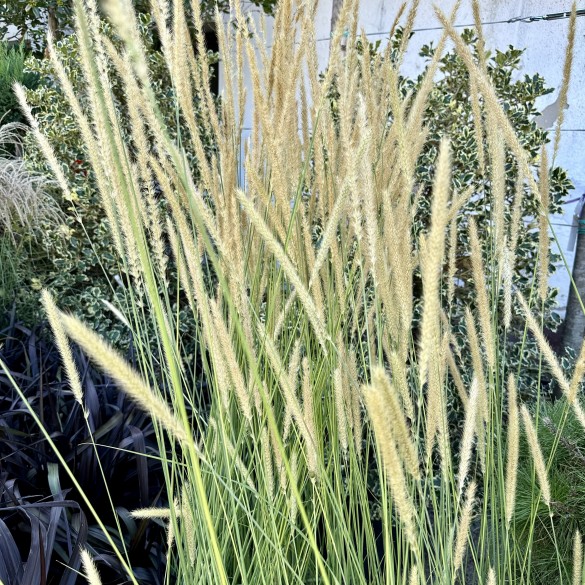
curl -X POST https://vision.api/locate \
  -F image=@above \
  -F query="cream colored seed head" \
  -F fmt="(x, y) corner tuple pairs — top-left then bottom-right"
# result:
(521, 405), (551, 507)
(409, 566), (419, 585)
(453, 480), (477, 574)
(80, 549), (103, 585)
(505, 374), (520, 525)
(458, 377), (478, 496)
(301, 357), (319, 480)
(180, 485), (196, 567)
(372, 367), (419, 479)
(58, 311), (191, 448)
(41, 291), (84, 410)
(553, 2), (577, 160)
(261, 427), (274, 500)
(363, 382), (418, 551)
(418, 138), (451, 388)
(574, 529), (583, 585)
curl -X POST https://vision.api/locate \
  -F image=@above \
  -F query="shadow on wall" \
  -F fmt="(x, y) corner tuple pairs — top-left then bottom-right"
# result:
(535, 94), (569, 129)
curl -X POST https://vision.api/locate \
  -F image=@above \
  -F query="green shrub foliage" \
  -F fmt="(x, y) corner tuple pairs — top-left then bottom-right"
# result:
(0, 0), (277, 53)
(0, 42), (39, 126)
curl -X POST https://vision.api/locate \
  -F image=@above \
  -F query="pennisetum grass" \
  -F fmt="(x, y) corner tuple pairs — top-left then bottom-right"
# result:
(574, 530), (583, 585)
(5, 0), (583, 583)
(521, 404), (551, 508)
(80, 549), (103, 585)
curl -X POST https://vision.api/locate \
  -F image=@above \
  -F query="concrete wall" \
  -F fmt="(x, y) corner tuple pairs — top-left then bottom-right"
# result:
(225, 0), (585, 316)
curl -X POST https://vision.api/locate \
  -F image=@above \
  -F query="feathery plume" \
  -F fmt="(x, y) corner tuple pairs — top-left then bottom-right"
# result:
(409, 566), (419, 585)
(284, 340), (303, 440)
(572, 401), (585, 431)
(553, 2), (577, 160)
(458, 378), (479, 496)
(363, 381), (419, 551)
(272, 422), (288, 493)
(181, 484), (196, 566)
(166, 511), (176, 551)
(41, 291), (84, 409)
(487, 567), (496, 585)
(465, 308), (488, 422)
(505, 374), (520, 525)
(464, 308), (487, 473)
(209, 299), (253, 422)
(130, 507), (172, 519)
(419, 139), (451, 387)
(103, 0), (149, 84)
(301, 357), (319, 479)
(302, 356), (319, 479)
(80, 549), (103, 585)
(261, 427), (274, 500)
(502, 244), (513, 330)
(574, 530), (583, 585)
(521, 405), (551, 507)
(372, 367), (419, 479)
(13, 84), (70, 195)
(130, 497), (179, 555)
(453, 480), (477, 574)
(486, 118), (506, 261)
(509, 176), (525, 262)
(568, 338), (585, 404)
(447, 215), (458, 307)
(389, 351), (416, 422)
(348, 349), (363, 458)
(387, 3), (407, 45)
(289, 450), (299, 525)
(424, 334), (450, 470)
(398, 0), (419, 63)
(58, 311), (191, 447)
(471, 0), (486, 68)
(446, 341), (469, 409)
(45, 35), (123, 256)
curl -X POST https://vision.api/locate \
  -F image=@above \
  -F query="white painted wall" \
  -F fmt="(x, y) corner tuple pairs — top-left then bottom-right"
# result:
(223, 0), (584, 316)
(1, 24), (20, 43)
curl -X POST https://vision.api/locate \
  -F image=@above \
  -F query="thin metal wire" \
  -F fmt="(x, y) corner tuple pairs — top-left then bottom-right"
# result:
(313, 8), (585, 42)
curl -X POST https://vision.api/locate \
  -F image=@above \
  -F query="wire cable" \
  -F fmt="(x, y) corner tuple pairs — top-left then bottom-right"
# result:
(314, 8), (585, 42)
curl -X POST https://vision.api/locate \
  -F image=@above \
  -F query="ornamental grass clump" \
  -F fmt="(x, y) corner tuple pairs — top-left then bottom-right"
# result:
(6, 0), (585, 583)
(0, 123), (59, 239)
(0, 122), (60, 318)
